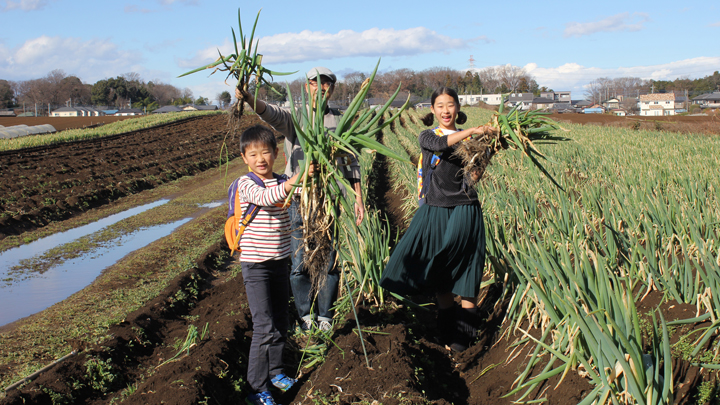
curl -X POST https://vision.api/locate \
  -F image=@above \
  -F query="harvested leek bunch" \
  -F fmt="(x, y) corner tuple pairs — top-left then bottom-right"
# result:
(286, 59), (410, 289)
(455, 98), (567, 187)
(178, 9), (295, 130)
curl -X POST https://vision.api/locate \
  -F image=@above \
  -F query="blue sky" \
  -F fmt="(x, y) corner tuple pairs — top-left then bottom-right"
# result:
(1, 0), (718, 103)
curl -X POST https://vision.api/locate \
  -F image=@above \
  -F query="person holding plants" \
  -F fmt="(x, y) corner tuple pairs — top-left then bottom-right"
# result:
(234, 124), (316, 405)
(236, 67), (364, 334)
(379, 87), (497, 352)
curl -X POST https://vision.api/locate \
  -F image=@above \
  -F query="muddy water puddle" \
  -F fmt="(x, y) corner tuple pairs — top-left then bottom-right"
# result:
(0, 198), (216, 327)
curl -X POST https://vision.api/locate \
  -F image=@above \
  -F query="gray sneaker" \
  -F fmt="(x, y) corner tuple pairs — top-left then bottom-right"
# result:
(299, 318), (314, 332)
(318, 320), (332, 332)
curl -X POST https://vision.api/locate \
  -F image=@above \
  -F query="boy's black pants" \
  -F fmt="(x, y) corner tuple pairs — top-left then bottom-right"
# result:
(242, 257), (290, 393)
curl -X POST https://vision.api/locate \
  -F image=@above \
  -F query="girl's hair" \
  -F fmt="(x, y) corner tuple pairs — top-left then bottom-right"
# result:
(240, 124), (277, 154)
(421, 87), (467, 126)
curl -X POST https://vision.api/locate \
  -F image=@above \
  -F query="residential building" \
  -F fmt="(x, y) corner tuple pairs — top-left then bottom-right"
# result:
(458, 94), (503, 106)
(602, 98), (621, 110)
(51, 106), (106, 117)
(583, 104), (605, 114)
(540, 91), (572, 103)
(153, 105), (184, 114)
(114, 108), (144, 116)
(551, 103), (577, 113)
(639, 93), (675, 116)
(506, 93), (534, 110)
(531, 97), (555, 110)
(572, 100), (593, 109)
(181, 104), (219, 112)
(691, 92), (720, 108)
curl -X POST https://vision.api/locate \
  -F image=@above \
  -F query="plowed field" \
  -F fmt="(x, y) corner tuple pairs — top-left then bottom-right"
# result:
(0, 115), (237, 238)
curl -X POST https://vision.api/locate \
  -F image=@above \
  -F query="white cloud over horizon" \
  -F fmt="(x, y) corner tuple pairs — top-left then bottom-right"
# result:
(178, 27), (486, 68)
(0, 35), (143, 82)
(564, 12), (650, 37)
(2, 0), (48, 11)
(523, 56), (720, 95)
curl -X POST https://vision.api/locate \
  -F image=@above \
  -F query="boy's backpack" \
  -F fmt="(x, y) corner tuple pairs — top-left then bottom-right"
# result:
(417, 127), (448, 206)
(224, 172), (287, 255)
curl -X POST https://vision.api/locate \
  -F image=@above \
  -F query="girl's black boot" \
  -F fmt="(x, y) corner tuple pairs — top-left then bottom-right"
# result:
(451, 306), (478, 352)
(436, 306), (456, 346)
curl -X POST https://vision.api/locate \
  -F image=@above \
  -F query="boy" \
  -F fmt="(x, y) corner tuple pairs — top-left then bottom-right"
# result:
(236, 124), (314, 405)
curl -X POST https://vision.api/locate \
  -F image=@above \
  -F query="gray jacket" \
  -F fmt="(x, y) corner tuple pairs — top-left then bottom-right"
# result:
(259, 103), (362, 182)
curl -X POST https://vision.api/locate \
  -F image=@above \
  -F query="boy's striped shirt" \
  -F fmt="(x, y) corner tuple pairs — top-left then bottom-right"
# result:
(235, 174), (292, 263)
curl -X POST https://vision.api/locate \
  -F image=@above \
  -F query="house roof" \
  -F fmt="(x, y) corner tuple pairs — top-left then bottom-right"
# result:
(640, 93), (675, 102)
(52, 107), (78, 112)
(154, 105), (183, 113)
(508, 93), (534, 102)
(115, 108), (143, 114)
(692, 92), (720, 101)
(532, 97), (555, 104)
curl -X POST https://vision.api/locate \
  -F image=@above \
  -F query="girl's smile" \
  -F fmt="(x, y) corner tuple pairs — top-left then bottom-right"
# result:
(431, 94), (458, 131)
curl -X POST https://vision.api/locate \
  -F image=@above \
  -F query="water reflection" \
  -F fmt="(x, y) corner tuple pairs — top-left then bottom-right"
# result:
(0, 218), (191, 327)
(0, 199), (170, 273)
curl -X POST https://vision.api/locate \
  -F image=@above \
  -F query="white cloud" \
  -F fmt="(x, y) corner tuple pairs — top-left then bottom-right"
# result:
(0, 35), (143, 82)
(158, 0), (198, 6)
(2, 0), (48, 11)
(178, 27), (479, 69)
(521, 57), (720, 95)
(710, 21), (720, 27)
(124, 5), (155, 14)
(564, 12), (650, 38)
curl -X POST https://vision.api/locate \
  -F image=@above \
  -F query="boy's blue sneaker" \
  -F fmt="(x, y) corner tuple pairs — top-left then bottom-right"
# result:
(270, 374), (296, 392)
(246, 391), (278, 405)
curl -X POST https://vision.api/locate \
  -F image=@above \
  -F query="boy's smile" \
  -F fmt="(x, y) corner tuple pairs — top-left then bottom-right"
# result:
(241, 142), (278, 180)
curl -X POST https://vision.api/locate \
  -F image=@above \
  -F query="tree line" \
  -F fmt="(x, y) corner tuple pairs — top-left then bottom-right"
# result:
(3, 67), (719, 111)
(252, 65), (543, 106)
(0, 70), (224, 111)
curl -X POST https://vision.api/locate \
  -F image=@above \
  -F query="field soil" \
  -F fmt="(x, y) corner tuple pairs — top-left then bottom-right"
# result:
(0, 116), (138, 132)
(0, 114), (239, 239)
(0, 112), (709, 404)
(546, 111), (720, 135)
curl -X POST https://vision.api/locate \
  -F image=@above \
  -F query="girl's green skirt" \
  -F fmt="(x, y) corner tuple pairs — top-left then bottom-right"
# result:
(379, 202), (486, 298)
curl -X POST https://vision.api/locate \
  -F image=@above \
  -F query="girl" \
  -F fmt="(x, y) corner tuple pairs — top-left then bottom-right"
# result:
(379, 87), (496, 351)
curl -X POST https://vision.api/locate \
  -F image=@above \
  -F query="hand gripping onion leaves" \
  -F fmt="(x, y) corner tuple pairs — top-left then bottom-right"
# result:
(285, 59), (410, 291)
(455, 96), (569, 188)
(178, 9), (296, 131)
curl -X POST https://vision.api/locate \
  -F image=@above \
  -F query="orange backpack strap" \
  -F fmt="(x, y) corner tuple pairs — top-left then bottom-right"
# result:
(224, 172), (288, 255)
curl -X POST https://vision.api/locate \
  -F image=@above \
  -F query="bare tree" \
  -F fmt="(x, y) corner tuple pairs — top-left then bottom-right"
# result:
(498, 65), (528, 93)
(148, 81), (181, 105)
(477, 67), (501, 93)
(45, 69), (68, 106)
(181, 87), (194, 101)
(286, 78), (305, 104)
(16, 78), (49, 106)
